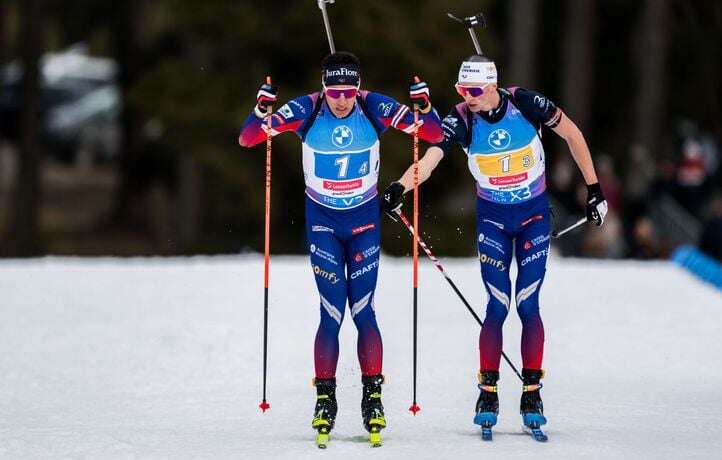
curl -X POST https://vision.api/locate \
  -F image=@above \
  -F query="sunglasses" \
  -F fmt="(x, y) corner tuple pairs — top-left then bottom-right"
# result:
(324, 86), (359, 99)
(455, 83), (490, 98)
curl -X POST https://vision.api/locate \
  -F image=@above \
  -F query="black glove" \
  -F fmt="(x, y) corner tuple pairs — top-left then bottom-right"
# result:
(256, 82), (278, 114)
(409, 79), (431, 112)
(382, 182), (406, 217)
(585, 183), (608, 226)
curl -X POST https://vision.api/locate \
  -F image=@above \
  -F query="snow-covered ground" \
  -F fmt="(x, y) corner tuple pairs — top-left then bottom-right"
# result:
(0, 255), (720, 459)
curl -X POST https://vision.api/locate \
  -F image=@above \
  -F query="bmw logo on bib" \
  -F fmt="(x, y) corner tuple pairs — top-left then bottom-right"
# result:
(488, 129), (511, 150)
(332, 125), (354, 148)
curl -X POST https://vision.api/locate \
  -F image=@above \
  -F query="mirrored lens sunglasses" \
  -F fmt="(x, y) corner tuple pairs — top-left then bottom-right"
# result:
(455, 84), (490, 98)
(324, 86), (359, 99)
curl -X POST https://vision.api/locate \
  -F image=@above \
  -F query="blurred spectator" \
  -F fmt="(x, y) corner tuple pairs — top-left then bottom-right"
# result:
(549, 156), (577, 212)
(699, 193), (722, 262)
(675, 139), (707, 216)
(596, 154), (621, 212)
(628, 216), (661, 259)
(574, 182), (626, 258)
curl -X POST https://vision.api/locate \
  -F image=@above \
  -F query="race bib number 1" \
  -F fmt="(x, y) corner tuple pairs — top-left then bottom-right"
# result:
(315, 151), (371, 180)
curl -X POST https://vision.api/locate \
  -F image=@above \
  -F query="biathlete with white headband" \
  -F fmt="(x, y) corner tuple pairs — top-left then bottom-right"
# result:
(239, 51), (443, 441)
(382, 54), (608, 437)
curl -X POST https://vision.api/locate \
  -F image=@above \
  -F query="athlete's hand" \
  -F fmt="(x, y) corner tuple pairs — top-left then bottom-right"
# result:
(585, 183), (608, 226)
(409, 78), (431, 112)
(382, 182), (406, 218)
(255, 82), (278, 115)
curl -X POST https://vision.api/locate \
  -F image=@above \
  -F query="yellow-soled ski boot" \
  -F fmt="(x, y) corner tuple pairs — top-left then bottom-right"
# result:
(311, 378), (337, 448)
(361, 374), (386, 447)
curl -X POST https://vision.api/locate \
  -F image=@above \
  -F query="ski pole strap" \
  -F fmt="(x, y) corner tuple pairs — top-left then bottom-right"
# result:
(522, 383), (543, 392)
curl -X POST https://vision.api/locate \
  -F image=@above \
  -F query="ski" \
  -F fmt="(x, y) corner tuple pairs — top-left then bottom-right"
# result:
(474, 411), (497, 442)
(368, 426), (383, 447)
(523, 425), (548, 442)
(315, 428), (330, 449)
(522, 413), (548, 442)
(481, 426), (493, 441)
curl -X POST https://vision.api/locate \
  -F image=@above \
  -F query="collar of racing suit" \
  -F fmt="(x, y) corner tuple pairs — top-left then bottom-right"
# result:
(477, 89), (508, 124)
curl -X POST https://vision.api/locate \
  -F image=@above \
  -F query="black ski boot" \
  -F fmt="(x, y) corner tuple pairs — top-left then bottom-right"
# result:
(361, 374), (385, 447)
(521, 368), (548, 441)
(311, 378), (337, 448)
(473, 370), (499, 440)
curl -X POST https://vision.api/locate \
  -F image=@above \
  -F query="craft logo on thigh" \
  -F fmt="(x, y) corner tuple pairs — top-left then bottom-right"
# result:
(350, 260), (379, 279)
(479, 253), (506, 271)
(520, 248), (549, 267)
(313, 264), (340, 284)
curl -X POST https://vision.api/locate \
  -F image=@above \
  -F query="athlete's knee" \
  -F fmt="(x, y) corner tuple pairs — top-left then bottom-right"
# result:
(319, 293), (345, 328)
(350, 291), (376, 325)
(516, 278), (542, 321)
(484, 281), (511, 324)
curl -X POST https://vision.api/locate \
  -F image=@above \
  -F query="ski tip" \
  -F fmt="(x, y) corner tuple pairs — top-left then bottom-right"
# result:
(481, 427), (493, 441)
(408, 403), (421, 415)
(530, 428), (548, 442)
(316, 433), (330, 448)
(258, 401), (271, 412)
(369, 430), (382, 447)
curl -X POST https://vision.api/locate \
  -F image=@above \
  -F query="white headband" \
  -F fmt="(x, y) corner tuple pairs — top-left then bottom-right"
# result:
(458, 61), (498, 85)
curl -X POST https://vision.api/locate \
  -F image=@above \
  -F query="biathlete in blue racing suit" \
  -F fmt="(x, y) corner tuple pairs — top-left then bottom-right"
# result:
(382, 54), (608, 437)
(239, 52), (443, 437)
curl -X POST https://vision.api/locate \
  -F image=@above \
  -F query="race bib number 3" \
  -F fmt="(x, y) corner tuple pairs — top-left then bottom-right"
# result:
(314, 151), (371, 180)
(475, 146), (535, 177)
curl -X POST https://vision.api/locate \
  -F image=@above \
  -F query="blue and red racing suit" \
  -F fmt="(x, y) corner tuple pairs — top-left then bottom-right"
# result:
(240, 91), (443, 378)
(435, 87), (561, 373)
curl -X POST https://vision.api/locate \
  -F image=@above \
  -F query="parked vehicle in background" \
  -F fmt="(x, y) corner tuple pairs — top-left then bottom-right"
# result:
(0, 44), (120, 164)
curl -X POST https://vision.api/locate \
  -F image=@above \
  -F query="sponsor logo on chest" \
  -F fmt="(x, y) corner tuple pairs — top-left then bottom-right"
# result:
(331, 125), (354, 148)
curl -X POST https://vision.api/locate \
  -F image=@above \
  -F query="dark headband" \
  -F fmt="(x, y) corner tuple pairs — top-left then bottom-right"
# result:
(322, 64), (360, 86)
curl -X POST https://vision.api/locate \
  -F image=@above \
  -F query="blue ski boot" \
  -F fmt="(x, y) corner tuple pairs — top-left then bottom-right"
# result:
(520, 368), (548, 442)
(473, 370), (499, 441)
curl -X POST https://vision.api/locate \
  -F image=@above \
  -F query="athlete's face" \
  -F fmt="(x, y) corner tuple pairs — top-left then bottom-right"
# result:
(457, 83), (498, 112)
(324, 85), (358, 118)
